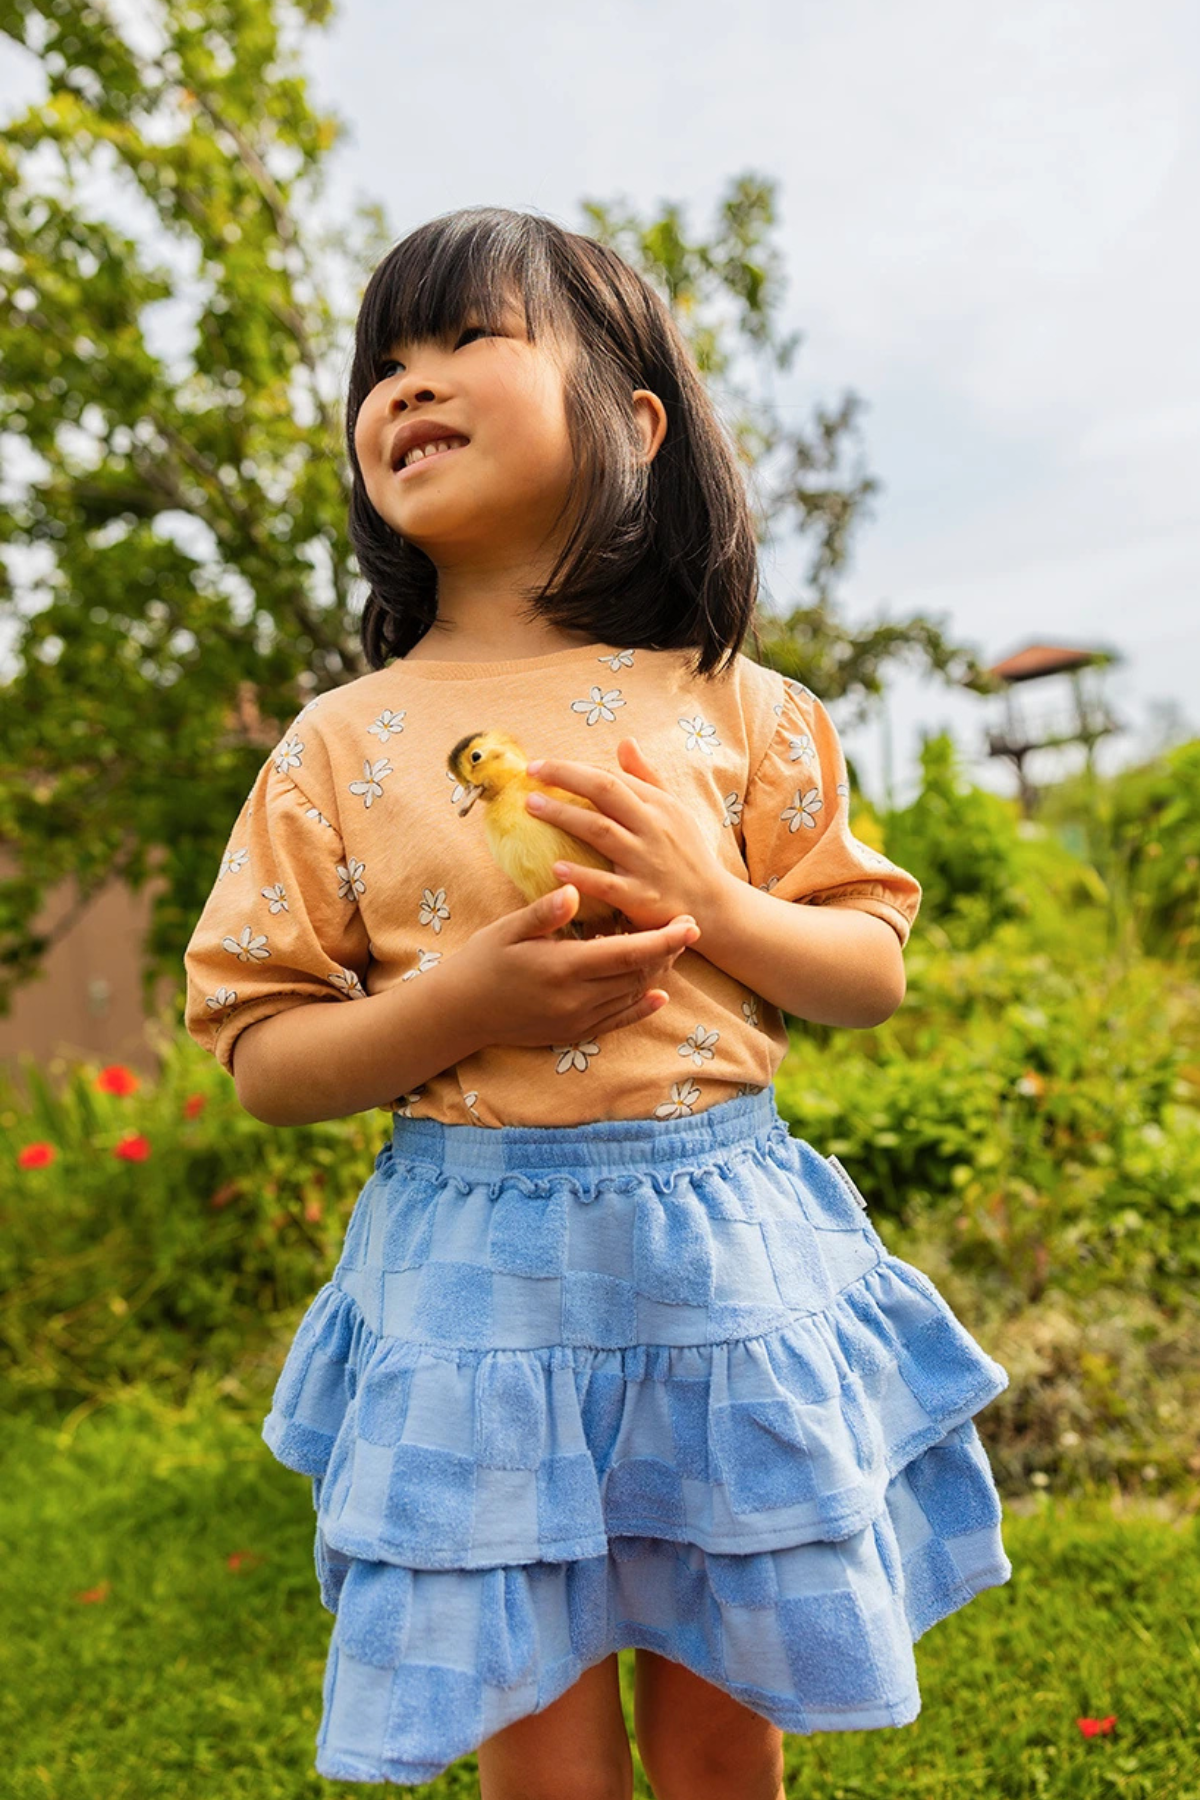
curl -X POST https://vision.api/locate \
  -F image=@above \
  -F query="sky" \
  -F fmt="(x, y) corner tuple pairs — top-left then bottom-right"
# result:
(3, 0), (1198, 808)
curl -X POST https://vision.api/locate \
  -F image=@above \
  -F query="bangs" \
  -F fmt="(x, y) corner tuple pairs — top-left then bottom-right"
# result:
(347, 206), (762, 681)
(353, 210), (571, 378)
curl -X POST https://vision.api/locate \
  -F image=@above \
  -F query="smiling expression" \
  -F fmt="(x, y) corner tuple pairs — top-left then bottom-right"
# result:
(353, 297), (580, 563)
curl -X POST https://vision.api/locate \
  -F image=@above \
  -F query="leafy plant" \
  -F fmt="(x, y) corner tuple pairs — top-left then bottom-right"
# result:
(880, 730), (1024, 947)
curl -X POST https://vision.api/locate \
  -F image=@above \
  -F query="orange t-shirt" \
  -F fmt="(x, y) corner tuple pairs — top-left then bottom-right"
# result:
(182, 640), (921, 1125)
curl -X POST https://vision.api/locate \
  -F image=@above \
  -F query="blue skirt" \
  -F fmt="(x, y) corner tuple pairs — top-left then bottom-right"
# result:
(261, 1087), (1011, 1787)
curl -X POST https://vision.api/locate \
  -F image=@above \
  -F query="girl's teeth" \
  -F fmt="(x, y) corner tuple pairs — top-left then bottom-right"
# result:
(403, 437), (467, 469)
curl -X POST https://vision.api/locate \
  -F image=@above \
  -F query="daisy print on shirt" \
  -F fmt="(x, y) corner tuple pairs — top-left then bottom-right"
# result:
(183, 646), (921, 1125)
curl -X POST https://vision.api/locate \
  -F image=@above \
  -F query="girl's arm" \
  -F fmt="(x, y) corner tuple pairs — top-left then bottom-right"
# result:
(233, 956), (488, 1126)
(690, 870), (906, 1028)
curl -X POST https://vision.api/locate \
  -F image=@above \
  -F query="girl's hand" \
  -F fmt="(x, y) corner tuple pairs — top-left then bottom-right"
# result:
(524, 739), (725, 934)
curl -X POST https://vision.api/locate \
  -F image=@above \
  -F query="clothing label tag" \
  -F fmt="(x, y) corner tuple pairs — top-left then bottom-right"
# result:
(827, 1154), (870, 1210)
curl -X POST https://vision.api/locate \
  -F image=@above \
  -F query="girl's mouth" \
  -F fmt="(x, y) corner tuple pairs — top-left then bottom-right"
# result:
(394, 442), (469, 481)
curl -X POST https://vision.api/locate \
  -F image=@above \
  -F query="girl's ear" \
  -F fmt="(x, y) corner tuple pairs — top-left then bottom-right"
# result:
(632, 389), (668, 464)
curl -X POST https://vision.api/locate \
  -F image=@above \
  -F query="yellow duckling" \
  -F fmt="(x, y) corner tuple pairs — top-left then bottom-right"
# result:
(447, 729), (627, 939)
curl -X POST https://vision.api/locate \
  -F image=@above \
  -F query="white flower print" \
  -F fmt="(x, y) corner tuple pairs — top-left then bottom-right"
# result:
(261, 883), (288, 914)
(721, 791), (743, 830)
(303, 804), (335, 829)
(678, 1025), (719, 1067)
(222, 926), (270, 964)
(393, 1086), (426, 1117)
(220, 845), (249, 879)
(653, 1078), (702, 1119)
(736, 1081), (767, 1098)
(786, 731), (815, 765)
(759, 875), (781, 894)
(328, 967), (366, 998)
(597, 649), (634, 671)
(554, 1039), (600, 1073)
(678, 715), (720, 754)
(401, 947), (443, 979)
(781, 786), (822, 832)
(419, 887), (450, 932)
(836, 781), (850, 798)
(294, 695), (324, 722)
(741, 994), (760, 1029)
(849, 838), (895, 868)
(783, 676), (817, 700)
(369, 708), (407, 742)
(204, 985), (239, 1016)
(274, 735), (304, 776)
(570, 685), (626, 725)
(463, 1089), (481, 1121)
(348, 757), (393, 808)
(338, 857), (366, 902)
(447, 767), (474, 809)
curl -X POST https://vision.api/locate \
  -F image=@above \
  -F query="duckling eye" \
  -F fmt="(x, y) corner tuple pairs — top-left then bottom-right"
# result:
(470, 750), (481, 763)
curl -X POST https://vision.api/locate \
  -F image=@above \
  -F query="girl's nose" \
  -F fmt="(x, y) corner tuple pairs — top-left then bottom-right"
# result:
(389, 383), (437, 412)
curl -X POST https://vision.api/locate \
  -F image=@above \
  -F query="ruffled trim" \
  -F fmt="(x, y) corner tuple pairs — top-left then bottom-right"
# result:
(367, 1117), (797, 1204)
(262, 1255), (1008, 1569)
(308, 1419), (1011, 1785)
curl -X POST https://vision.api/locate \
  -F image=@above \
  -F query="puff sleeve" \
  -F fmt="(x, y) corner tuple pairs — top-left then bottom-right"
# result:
(740, 678), (922, 947)
(183, 749), (372, 1079)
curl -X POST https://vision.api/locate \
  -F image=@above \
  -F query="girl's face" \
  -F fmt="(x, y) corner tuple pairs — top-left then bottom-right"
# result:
(354, 297), (579, 565)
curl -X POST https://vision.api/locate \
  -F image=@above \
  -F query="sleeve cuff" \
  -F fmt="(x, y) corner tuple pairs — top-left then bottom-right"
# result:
(212, 991), (344, 1078)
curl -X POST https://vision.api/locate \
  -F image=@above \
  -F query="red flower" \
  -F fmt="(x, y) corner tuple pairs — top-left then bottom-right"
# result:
(18, 1141), (57, 1169)
(227, 1550), (264, 1573)
(209, 1181), (240, 1210)
(113, 1133), (151, 1162)
(75, 1580), (111, 1603)
(183, 1093), (207, 1119)
(1077, 1716), (1117, 1738)
(96, 1064), (139, 1097)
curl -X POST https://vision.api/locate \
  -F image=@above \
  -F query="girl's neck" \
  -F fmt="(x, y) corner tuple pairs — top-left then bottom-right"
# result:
(403, 621), (603, 664)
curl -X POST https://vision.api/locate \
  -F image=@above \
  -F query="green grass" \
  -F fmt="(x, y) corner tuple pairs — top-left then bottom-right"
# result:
(3, 1379), (1198, 1800)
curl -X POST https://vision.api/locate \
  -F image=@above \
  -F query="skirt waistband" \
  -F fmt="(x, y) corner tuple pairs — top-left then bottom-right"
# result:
(386, 1088), (789, 1181)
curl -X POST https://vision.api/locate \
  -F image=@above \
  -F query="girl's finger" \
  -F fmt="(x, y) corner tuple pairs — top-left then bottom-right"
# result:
(524, 760), (644, 829)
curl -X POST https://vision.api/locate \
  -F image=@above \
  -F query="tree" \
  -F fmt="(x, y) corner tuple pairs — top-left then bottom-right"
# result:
(0, 0), (992, 1023)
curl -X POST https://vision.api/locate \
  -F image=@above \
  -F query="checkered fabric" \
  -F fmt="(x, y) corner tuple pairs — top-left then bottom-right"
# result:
(307, 1419), (1010, 1785)
(260, 1087), (1011, 1787)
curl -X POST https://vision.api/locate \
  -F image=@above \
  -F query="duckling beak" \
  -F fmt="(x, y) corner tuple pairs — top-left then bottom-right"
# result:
(457, 782), (483, 817)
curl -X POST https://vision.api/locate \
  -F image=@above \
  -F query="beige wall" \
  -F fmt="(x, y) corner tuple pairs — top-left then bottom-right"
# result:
(0, 846), (182, 1084)
(1, 682), (286, 1088)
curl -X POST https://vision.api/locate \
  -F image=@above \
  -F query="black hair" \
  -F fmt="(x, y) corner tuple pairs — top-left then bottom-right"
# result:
(346, 206), (762, 680)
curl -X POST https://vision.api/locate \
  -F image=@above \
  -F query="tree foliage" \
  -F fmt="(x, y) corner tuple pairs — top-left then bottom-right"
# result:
(0, 0), (991, 1018)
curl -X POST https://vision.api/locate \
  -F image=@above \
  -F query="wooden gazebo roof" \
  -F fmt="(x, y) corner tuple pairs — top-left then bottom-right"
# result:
(986, 642), (1119, 684)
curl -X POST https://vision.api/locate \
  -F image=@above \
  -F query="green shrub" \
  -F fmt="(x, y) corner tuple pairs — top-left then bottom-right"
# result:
(777, 927), (1200, 1301)
(882, 731), (1024, 947)
(0, 1033), (386, 1421)
(1105, 739), (1200, 964)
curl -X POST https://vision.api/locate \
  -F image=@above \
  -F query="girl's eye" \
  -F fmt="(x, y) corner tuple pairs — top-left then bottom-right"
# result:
(377, 325), (495, 380)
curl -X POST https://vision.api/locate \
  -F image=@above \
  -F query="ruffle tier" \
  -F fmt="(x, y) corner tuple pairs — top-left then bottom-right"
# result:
(262, 1094), (1012, 1782)
(309, 1425), (1011, 1786)
(262, 1255), (1008, 1567)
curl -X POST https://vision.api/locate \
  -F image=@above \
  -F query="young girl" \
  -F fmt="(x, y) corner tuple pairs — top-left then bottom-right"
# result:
(183, 206), (1010, 1798)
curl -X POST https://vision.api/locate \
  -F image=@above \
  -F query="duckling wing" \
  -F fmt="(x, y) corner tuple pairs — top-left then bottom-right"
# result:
(485, 792), (613, 903)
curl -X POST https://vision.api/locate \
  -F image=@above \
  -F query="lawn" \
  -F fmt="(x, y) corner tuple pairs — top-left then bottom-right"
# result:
(3, 1375), (1198, 1800)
